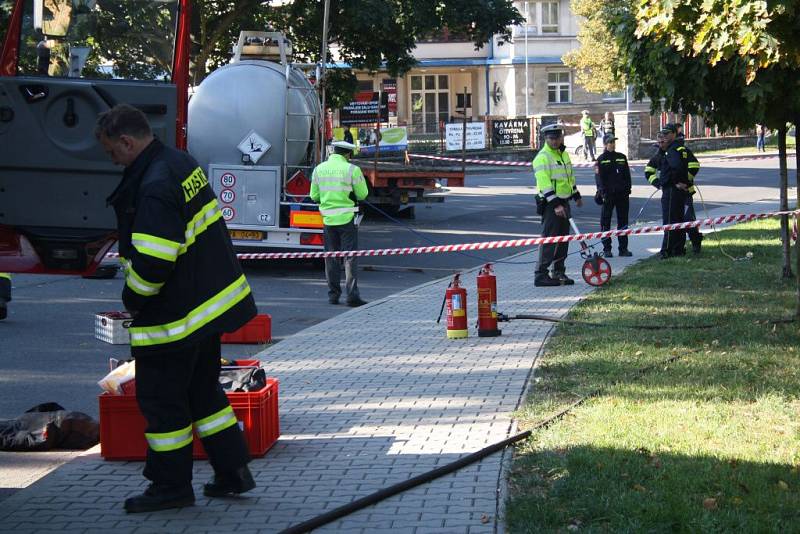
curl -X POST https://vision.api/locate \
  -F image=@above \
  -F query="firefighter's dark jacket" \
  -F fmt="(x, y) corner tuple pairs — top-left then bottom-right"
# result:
(594, 150), (631, 194)
(107, 139), (256, 355)
(657, 140), (690, 188)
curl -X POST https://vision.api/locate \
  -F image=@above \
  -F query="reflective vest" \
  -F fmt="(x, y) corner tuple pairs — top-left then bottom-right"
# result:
(310, 154), (369, 226)
(533, 144), (579, 205)
(580, 117), (595, 137)
(108, 139), (256, 354)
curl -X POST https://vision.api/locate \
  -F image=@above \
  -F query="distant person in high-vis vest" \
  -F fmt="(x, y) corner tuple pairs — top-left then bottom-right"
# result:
(580, 110), (597, 162)
(0, 273), (10, 320)
(96, 104), (257, 514)
(310, 141), (369, 306)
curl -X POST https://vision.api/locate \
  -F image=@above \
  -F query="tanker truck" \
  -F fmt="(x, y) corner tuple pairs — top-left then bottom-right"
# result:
(188, 30), (327, 253)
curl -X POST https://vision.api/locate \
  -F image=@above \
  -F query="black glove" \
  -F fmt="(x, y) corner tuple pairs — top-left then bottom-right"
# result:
(594, 191), (604, 205)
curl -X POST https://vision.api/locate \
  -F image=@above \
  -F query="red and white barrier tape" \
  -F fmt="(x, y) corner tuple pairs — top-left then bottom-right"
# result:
(407, 152), (602, 169)
(104, 210), (798, 261)
(236, 209), (797, 260)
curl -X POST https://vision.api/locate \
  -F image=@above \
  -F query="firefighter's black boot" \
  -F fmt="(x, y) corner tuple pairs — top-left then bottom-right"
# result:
(0, 300), (6, 321)
(124, 483), (195, 513)
(203, 465), (256, 498)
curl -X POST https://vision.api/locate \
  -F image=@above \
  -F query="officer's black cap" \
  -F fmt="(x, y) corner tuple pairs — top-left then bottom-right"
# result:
(603, 133), (617, 144)
(659, 124), (677, 135)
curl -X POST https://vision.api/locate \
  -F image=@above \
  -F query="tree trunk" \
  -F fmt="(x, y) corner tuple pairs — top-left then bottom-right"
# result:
(795, 119), (800, 318)
(778, 125), (792, 279)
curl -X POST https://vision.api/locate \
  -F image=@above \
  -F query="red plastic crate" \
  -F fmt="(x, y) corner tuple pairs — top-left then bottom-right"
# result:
(99, 368), (279, 461)
(221, 314), (271, 344)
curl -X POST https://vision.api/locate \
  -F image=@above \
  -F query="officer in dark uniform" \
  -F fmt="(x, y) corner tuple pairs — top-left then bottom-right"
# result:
(656, 124), (690, 258)
(594, 133), (633, 257)
(96, 105), (258, 513)
(673, 123), (703, 253)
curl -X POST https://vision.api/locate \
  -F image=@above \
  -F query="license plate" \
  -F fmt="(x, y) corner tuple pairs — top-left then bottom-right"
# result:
(229, 230), (263, 241)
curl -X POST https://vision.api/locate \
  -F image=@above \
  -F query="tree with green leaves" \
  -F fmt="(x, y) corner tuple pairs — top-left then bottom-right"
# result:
(562, 0), (628, 93)
(185, 0), (523, 106)
(625, 0), (800, 304)
(568, 0), (800, 297)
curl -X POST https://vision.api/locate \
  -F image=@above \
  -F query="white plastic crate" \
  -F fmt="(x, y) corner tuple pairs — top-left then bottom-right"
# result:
(95, 312), (133, 344)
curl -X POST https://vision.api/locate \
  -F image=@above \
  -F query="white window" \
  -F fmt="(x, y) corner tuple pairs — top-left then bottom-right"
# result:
(513, 1), (537, 36)
(410, 74), (450, 134)
(547, 71), (571, 103)
(541, 1), (559, 33)
(602, 90), (626, 102)
(514, 1), (559, 36)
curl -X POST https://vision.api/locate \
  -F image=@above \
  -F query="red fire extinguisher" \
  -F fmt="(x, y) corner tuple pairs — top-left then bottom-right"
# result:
(445, 274), (468, 339)
(477, 263), (501, 337)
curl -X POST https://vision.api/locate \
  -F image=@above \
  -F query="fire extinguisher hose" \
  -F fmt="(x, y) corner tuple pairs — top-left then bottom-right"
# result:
(499, 313), (716, 330)
(277, 430), (532, 534)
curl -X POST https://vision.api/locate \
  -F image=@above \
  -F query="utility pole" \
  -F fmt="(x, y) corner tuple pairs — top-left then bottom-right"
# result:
(319, 0), (331, 160)
(524, 1), (529, 117)
(461, 87), (468, 176)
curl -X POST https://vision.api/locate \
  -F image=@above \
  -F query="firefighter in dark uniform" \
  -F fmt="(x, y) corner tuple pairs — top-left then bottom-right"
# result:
(533, 123), (583, 286)
(96, 105), (258, 513)
(594, 133), (633, 258)
(656, 124), (690, 258)
(673, 123), (703, 253)
(0, 273), (9, 320)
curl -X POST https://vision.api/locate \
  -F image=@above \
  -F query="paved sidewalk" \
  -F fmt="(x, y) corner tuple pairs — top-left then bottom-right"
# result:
(0, 201), (776, 533)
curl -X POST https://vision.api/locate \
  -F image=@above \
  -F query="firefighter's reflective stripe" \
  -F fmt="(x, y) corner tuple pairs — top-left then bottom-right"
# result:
(145, 424), (193, 452)
(130, 275), (251, 347)
(132, 233), (182, 262)
(688, 162), (700, 172)
(126, 265), (164, 297)
(194, 405), (237, 438)
(0, 273), (9, 280)
(319, 206), (358, 216)
(180, 199), (223, 254)
(645, 166), (659, 184)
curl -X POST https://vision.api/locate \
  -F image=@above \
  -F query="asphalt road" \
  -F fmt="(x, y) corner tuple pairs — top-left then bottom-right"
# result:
(0, 154), (794, 419)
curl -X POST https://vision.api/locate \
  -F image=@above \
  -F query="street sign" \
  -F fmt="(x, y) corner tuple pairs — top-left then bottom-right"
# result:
(491, 119), (530, 147)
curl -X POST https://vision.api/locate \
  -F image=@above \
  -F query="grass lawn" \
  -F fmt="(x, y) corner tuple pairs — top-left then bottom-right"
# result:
(506, 219), (800, 533)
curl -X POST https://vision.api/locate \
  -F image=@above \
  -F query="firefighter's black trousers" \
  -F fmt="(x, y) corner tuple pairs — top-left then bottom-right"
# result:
(600, 192), (630, 252)
(536, 203), (571, 279)
(135, 334), (249, 486)
(0, 274), (10, 302)
(660, 186), (687, 256)
(685, 196), (702, 248)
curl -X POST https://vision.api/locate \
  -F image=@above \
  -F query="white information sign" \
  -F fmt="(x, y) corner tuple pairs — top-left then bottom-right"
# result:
(445, 123), (486, 151)
(237, 130), (271, 164)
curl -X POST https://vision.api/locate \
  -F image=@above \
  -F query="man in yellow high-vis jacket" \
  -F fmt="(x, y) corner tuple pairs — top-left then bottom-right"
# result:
(533, 124), (583, 286)
(0, 273), (10, 320)
(311, 141), (369, 306)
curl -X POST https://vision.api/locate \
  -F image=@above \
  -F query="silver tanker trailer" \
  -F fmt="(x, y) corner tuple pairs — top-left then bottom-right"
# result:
(188, 31), (325, 252)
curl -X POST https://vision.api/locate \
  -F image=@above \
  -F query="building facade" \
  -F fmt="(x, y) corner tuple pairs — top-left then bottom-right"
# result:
(337, 0), (650, 138)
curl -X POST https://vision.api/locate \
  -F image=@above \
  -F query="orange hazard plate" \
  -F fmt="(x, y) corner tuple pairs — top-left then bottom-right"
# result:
(290, 211), (324, 229)
(230, 230), (264, 241)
